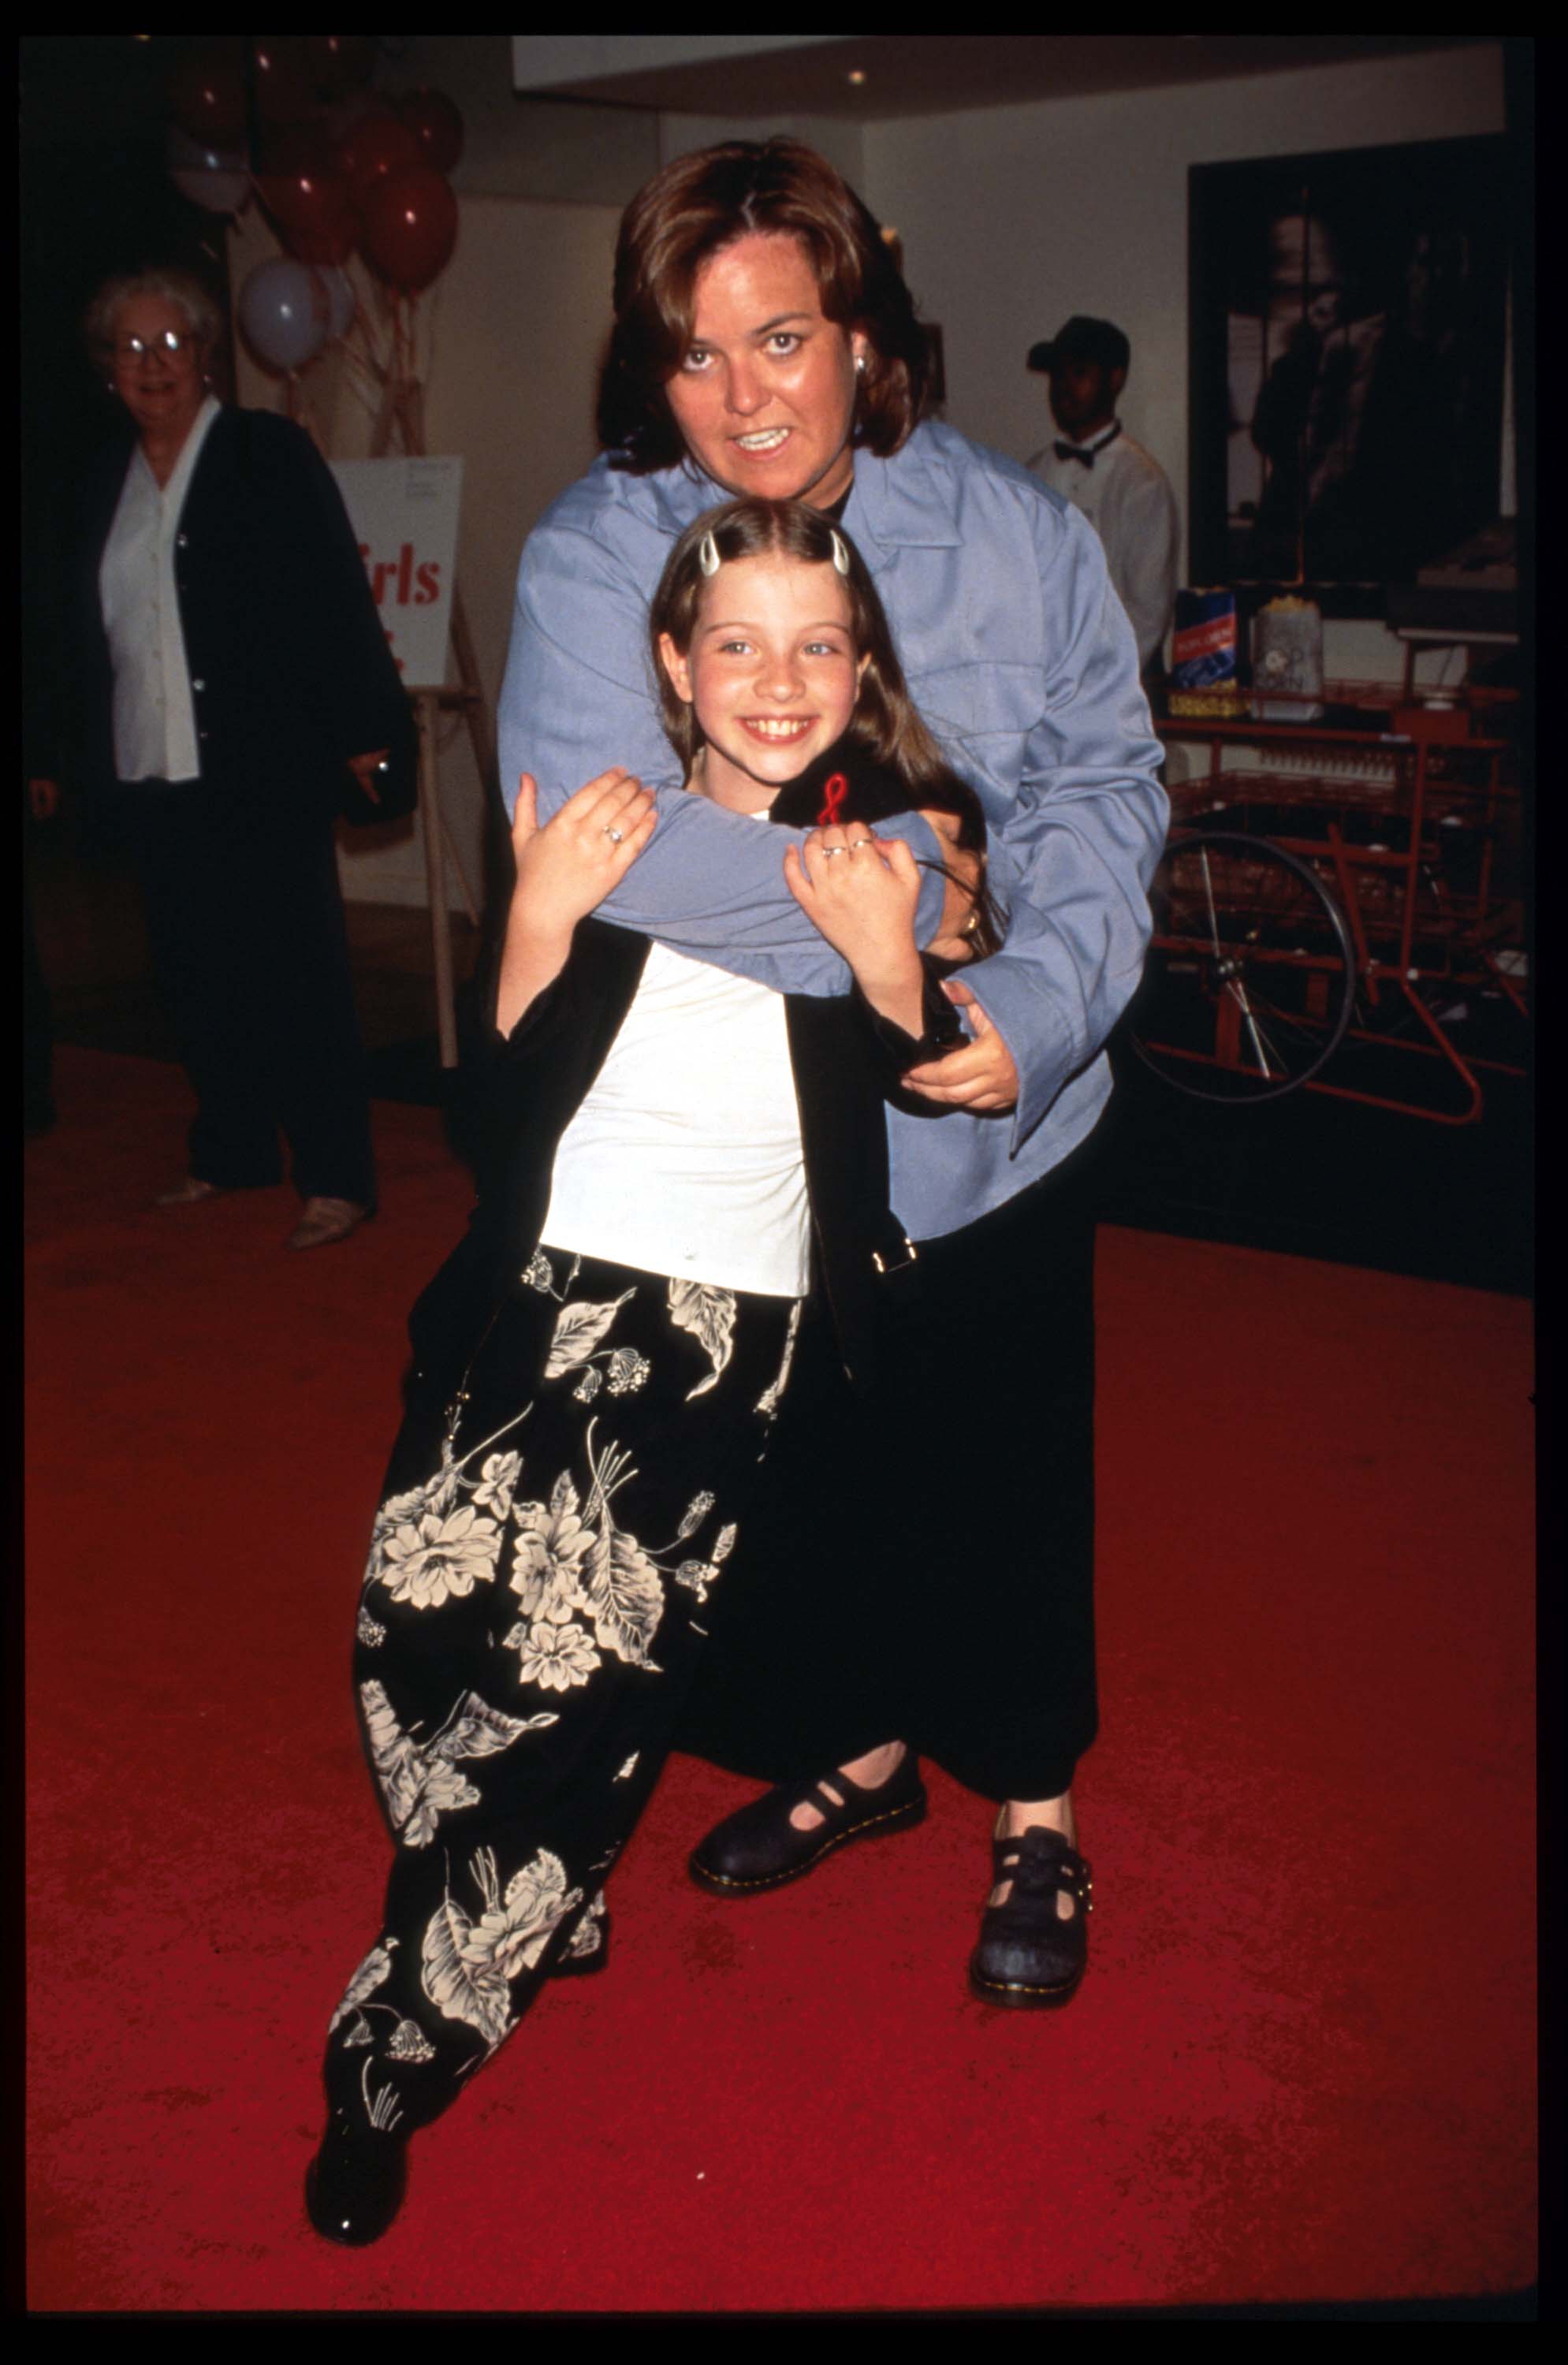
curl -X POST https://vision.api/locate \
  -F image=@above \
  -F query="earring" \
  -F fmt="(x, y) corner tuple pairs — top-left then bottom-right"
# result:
(855, 355), (866, 376)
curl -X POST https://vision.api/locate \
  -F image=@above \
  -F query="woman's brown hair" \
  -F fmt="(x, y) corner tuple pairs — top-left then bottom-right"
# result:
(598, 138), (931, 475)
(650, 499), (1003, 956)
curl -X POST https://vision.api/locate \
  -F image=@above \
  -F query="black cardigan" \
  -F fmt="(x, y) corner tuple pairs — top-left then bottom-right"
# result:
(408, 914), (963, 1407)
(40, 405), (415, 821)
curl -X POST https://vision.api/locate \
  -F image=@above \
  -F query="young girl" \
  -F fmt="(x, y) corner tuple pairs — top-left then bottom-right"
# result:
(306, 497), (999, 2245)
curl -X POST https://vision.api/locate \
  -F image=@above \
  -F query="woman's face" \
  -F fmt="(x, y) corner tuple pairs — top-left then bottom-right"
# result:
(664, 233), (867, 509)
(660, 555), (868, 812)
(110, 293), (207, 443)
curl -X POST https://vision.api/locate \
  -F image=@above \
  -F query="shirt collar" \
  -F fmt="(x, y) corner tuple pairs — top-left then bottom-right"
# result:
(133, 393), (222, 505)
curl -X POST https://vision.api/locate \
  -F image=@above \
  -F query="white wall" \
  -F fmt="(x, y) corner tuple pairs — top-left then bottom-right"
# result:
(657, 110), (863, 185)
(376, 35), (659, 206)
(231, 194), (621, 906)
(862, 43), (1508, 683)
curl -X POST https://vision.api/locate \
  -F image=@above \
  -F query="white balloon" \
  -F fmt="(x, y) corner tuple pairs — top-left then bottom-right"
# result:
(318, 265), (357, 341)
(166, 123), (249, 216)
(237, 258), (331, 375)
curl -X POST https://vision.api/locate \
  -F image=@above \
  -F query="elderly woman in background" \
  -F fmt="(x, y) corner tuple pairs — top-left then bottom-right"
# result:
(28, 266), (414, 1247)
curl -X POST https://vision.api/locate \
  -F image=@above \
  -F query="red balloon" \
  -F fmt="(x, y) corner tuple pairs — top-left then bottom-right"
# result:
(397, 89), (464, 177)
(360, 166), (459, 295)
(263, 169), (360, 267)
(166, 48), (248, 149)
(336, 112), (423, 207)
(303, 35), (377, 100)
(251, 36), (324, 127)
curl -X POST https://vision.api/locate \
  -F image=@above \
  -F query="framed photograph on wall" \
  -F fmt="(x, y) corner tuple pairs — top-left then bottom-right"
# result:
(1188, 135), (1510, 617)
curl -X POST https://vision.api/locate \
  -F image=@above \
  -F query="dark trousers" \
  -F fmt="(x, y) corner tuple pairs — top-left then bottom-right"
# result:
(24, 870), (54, 1128)
(121, 779), (374, 1205)
(675, 1133), (1101, 1804)
(325, 1251), (799, 2134)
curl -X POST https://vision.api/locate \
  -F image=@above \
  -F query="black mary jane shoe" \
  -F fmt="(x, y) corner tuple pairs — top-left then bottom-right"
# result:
(968, 1826), (1093, 2009)
(305, 2106), (410, 2247)
(688, 1753), (927, 1895)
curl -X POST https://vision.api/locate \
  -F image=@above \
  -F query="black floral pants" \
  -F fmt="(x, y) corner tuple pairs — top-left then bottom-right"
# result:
(323, 1249), (800, 2134)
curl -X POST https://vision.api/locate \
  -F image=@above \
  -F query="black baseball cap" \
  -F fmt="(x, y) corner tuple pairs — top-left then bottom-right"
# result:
(1026, 316), (1130, 375)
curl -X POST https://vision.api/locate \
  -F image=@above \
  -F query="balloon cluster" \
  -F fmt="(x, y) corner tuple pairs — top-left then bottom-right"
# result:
(164, 36), (464, 376)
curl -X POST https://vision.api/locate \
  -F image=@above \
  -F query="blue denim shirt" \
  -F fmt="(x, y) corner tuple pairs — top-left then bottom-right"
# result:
(497, 419), (1168, 1241)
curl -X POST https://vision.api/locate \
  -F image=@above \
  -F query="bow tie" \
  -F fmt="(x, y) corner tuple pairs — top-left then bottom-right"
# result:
(1054, 425), (1120, 468)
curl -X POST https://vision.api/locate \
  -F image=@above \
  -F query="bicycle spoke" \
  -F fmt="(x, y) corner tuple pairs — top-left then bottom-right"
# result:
(1225, 979), (1279, 1078)
(1132, 830), (1358, 1104)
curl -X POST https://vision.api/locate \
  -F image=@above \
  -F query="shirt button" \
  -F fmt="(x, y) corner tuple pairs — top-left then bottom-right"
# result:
(192, 679), (205, 692)
(177, 534), (188, 548)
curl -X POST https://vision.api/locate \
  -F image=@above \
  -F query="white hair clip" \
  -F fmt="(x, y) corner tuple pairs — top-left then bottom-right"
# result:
(698, 531), (721, 577)
(830, 529), (851, 576)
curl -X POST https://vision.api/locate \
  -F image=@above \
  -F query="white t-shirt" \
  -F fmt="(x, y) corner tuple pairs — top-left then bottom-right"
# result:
(1029, 420), (1179, 672)
(538, 937), (811, 1298)
(98, 396), (222, 783)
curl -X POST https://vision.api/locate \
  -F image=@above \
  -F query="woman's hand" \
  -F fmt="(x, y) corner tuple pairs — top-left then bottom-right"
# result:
(919, 806), (984, 961)
(784, 825), (926, 1035)
(901, 977), (1020, 1112)
(345, 747), (390, 806)
(495, 769), (655, 1037)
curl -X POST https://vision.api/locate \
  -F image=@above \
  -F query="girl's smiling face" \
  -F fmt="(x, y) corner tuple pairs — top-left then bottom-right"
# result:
(659, 556), (867, 813)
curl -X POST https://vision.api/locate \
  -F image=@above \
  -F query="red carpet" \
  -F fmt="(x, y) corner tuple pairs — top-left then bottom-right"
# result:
(25, 1049), (1535, 2312)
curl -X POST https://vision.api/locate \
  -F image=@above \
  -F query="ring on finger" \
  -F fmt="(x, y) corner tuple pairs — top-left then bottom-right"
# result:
(847, 837), (872, 851)
(604, 825), (624, 844)
(821, 844), (844, 858)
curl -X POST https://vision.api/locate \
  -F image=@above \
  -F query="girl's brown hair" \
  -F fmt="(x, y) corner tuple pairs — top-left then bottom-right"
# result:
(650, 498), (1002, 955)
(598, 138), (931, 475)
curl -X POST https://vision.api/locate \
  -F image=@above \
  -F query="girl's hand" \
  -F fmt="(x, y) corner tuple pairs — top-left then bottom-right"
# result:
(510, 767), (656, 931)
(784, 825), (926, 1034)
(497, 769), (655, 1036)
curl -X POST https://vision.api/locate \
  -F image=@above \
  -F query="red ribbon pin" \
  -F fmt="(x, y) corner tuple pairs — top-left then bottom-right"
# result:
(818, 773), (849, 827)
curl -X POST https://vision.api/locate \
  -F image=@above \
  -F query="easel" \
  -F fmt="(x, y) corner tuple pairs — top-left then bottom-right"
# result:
(367, 364), (490, 1069)
(277, 279), (491, 1066)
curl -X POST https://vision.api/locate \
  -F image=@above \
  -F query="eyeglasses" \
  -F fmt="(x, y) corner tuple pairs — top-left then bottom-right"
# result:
(114, 331), (196, 362)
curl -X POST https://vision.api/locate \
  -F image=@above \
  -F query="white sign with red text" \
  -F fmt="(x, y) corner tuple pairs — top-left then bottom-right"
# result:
(331, 456), (464, 691)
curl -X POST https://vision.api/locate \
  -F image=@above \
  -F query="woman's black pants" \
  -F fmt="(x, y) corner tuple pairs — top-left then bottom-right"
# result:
(120, 778), (374, 1207)
(674, 1131), (1101, 1804)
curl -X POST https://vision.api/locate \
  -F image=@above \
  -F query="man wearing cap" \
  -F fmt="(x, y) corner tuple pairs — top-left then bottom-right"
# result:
(1027, 316), (1180, 678)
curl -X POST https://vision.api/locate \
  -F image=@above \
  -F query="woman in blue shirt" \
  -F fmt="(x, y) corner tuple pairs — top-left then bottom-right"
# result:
(498, 139), (1168, 2007)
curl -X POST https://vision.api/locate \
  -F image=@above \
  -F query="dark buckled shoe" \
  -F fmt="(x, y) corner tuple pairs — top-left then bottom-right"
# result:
(305, 2104), (411, 2247)
(968, 1826), (1092, 2009)
(688, 1752), (927, 1894)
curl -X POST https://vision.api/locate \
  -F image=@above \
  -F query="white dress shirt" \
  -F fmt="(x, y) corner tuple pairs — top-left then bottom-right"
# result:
(1029, 420), (1180, 672)
(98, 395), (222, 783)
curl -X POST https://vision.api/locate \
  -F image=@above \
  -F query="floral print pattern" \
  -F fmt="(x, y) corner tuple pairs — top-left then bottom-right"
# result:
(330, 1257), (799, 2129)
(361, 1681), (559, 1848)
(419, 1844), (585, 2052)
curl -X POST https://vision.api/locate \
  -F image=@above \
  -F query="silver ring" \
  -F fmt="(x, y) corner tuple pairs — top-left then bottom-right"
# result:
(604, 825), (624, 844)
(821, 844), (844, 857)
(847, 837), (872, 851)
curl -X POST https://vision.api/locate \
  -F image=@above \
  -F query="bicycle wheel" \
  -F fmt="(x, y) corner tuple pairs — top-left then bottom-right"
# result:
(1128, 829), (1356, 1103)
